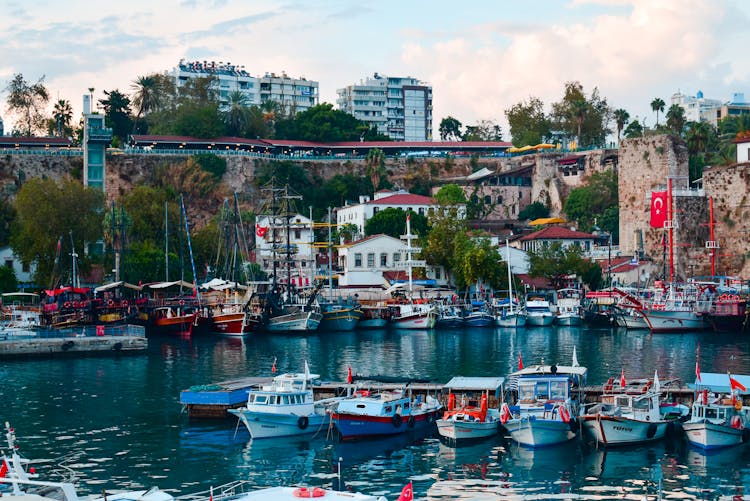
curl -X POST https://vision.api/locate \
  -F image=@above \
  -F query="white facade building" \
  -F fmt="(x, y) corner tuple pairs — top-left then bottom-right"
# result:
(260, 72), (319, 115)
(337, 190), (451, 241)
(254, 213), (316, 286)
(336, 73), (433, 141)
(173, 60), (260, 108)
(0, 247), (35, 283)
(671, 90), (722, 123)
(736, 136), (750, 163)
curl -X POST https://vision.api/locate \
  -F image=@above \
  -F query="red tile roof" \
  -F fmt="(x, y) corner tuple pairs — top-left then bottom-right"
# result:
(519, 226), (596, 241)
(367, 193), (434, 205)
(0, 136), (72, 146)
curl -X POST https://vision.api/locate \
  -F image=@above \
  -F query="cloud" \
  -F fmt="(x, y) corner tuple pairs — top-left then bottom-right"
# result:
(398, 0), (746, 134)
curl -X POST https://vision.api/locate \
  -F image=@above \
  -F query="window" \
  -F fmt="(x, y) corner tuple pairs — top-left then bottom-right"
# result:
(484, 195), (491, 204)
(380, 253), (388, 266)
(435, 268), (441, 279)
(354, 253), (362, 267)
(4, 260), (12, 269)
(22, 262), (30, 273)
(294, 229), (301, 239)
(393, 253), (401, 264)
(497, 196), (503, 205)
(367, 253), (375, 268)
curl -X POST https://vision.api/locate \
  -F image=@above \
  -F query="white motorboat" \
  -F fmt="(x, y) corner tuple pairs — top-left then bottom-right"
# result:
(437, 376), (505, 444)
(502, 360), (587, 447)
(0, 422), (173, 501)
(683, 373), (750, 450)
(184, 480), (390, 501)
(229, 363), (342, 439)
(524, 292), (555, 326)
(388, 301), (437, 329)
(555, 288), (583, 326)
(494, 240), (527, 328)
(580, 371), (670, 446)
(265, 307), (322, 333)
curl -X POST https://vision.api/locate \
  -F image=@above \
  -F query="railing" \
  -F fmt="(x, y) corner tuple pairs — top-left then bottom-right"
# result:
(0, 149), (83, 156)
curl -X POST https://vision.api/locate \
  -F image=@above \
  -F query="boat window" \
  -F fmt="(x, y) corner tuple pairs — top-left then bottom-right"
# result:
(281, 396), (289, 404)
(385, 406), (392, 413)
(549, 381), (567, 400)
(295, 395), (302, 404)
(403, 402), (410, 409)
(518, 382), (535, 401)
(705, 407), (718, 419)
(254, 395), (267, 405)
(633, 397), (650, 411)
(269, 396), (278, 405)
(615, 396), (630, 407)
(535, 381), (549, 400)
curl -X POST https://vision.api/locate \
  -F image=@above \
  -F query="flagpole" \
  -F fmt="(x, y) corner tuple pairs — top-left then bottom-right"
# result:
(667, 178), (674, 284)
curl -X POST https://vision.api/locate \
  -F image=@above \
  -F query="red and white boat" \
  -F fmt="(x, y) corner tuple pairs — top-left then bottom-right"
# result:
(388, 301), (437, 329)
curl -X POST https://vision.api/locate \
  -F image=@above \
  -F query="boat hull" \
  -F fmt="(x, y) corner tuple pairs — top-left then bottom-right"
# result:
(211, 312), (262, 336)
(504, 418), (576, 447)
(266, 311), (322, 333)
(319, 306), (363, 332)
(640, 309), (706, 332)
(556, 314), (582, 326)
(357, 318), (388, 329)
(229, 408), (329, 439)
(464, 313), (494, 327)
(683, 421), (747, 450)
(525, 313), (555, 326)
(390, 310), (437, 329)
(580, 415), (668, 446)
(333, 409), (440, 440)
(437, 418), (499, 442)
(495, 312), (527, 328)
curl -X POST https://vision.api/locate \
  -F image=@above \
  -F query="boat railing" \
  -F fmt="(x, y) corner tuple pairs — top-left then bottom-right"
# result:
(177, 480), (254, 501)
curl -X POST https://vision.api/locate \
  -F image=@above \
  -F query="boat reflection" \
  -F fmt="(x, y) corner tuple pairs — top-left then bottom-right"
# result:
(581, 442), (668, 479)
(333, 427), (435, 466)
(685, 444), (750, 478)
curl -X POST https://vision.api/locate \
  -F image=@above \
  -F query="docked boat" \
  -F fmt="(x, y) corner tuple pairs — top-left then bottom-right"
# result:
(209, 306), (263, 336)
(638, 285), (707, 333)
(580, 371), (670, 446)
(436, 303), (464, 328)
(0, 422), (174, 501)
(582, 291), (616, 327)
(332, 387), (441, 440)
(436, 376), (505, 444)
(704, 293), (748, 333)
(0, 293), (40, 338)
(463, 300), (494, 327)
(358, 304), (391, 328)
(683, 372), (750, 450)
(148, 303), (200, 336)
(318, 299), (363, 331)
(494, 240), (527, 328)
(229, 363), (343, 439)
(524, 291), (555, 326)
(502, 360), (586, 447)
(388, 301), (437, 329)
(188, 480), (389, 501)
(555, 288), (583, 326)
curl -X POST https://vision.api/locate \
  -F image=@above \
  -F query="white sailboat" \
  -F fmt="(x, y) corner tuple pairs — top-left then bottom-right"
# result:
(495, 240), (526, 328)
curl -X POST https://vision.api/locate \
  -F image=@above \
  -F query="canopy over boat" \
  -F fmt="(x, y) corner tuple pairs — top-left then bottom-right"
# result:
(689, 372), (750, 395)
(443, 376), (505, 392)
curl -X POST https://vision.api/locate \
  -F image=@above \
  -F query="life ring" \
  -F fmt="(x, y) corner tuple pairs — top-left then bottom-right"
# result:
(179, 300), (185, 306)
(646, 423), (657, 439)
(356, 390), (371, 397)
(297, 416), (309, 430)
(392, 414), (403, 428)
(107, 299), (115, 307)
(293, 487), (326, 498)
(500, 403), (511, 424)
(559, 406), (571, 424)
(122, 300), (129, 307)
(731, 415), (742, 429)
(72, 301), (79, 308)
(408, 416), (415, 428)
(720, 294), (728, 301)
(64, 301), (71, 309)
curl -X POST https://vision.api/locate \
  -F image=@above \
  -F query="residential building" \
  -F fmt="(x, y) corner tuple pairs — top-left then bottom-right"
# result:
(260, 72), (319, 115)
(172, 59), (260, 108)
(0, 247), (35, 284)
(671, 90), (722, 123)
(735, 134), (750, 163)
(703, 93), (750, 125)
(336, 73), (433, 141)
(336, 190), (463, 241)
(517, 226), (596, 255)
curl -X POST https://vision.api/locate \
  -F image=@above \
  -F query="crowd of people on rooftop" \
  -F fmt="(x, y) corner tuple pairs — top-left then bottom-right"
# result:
(178, 59), (251, 77)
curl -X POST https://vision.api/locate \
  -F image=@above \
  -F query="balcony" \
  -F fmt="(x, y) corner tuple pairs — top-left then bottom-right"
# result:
(87, 126), (113, 143)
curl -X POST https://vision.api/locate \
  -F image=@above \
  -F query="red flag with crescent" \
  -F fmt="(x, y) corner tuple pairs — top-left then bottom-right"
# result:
(347, 365), (353, 384)
(650, 191), (667, 228)
(397, 482), (413, 501)
(255, 223), (269, 237)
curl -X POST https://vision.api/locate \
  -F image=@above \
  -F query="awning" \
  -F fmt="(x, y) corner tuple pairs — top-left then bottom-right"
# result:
(443, 376), (505, 391)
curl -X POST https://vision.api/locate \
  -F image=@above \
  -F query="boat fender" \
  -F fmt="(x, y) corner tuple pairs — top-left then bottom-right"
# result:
(408, 416), (415, 428)
(500, 403), (511, 424)
(646, 423), (657, 439)
(108, 300), (115, 307)
(297, 416), (309, 430)
(122, 300), (129, 307)
(112, 342), (123, 351)
(293, 487), (326, 498)
(742, 428), (750, 443)
(61, 340), (75, 351)
(64, 302), (71, 309)
(392, 414), (403, 428)
(559, 406), (571, 424)
(735, 399), (742, 412)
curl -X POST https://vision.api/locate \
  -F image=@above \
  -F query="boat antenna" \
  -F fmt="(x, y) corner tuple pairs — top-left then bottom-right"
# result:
(180, 194), (201, 302)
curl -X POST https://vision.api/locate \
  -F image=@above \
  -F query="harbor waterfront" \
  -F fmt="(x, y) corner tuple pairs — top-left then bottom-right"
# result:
(3, 325), (750, 500)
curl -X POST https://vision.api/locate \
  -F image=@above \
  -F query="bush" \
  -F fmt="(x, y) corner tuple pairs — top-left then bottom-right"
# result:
(192, 153), (226, 180)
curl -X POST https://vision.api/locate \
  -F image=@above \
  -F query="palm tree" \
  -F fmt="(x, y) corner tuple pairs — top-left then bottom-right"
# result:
(665, 104), (686, 135)
(570, 99), (588, 147)
(365, 148), (385, 190)
(613, 109), (630, 143)
(223, 91), (251, 136)
(52, 99), (73, 137)
(650, 98), (665, 126)
(685, 121), (715, 156)
(131, 75), (161, 118)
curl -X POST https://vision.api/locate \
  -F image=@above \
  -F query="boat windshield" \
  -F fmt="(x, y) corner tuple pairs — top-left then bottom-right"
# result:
(549, 380), (567, 400)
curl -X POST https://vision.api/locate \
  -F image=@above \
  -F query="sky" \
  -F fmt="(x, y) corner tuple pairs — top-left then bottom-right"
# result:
(1, 0), (750, 138)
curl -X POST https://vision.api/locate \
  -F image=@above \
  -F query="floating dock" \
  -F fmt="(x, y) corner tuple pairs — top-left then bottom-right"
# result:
(0, 324), (147, 358)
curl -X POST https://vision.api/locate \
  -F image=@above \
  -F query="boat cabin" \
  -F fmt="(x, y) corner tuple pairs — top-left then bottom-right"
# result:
(517, 375), (571, 404)
(336, 391), (413, 417)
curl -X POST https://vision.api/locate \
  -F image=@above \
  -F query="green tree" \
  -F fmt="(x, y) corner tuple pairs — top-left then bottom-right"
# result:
(453, 236), (505, 291)
(99, 89), (133, 144)
(504, 97), (550, 146)
(365, 148), (387, 191)
(434, 184), (467, 205)
(551, 82), (611, 147)
(120, 186), (180, 250)
(462, 120), (503, 141)
(623, 119), (644, 138)
(171, 102), (224, 138)
(613, 108), (630, 143)
(422, 193), (468, 286)
(192, 153), (227, 181)
(0, 265), (18, 293)
(518, 201), (550, 221)
(315, 174), (373, 210)
(563, 170), (618, 237)
(650, 97), (665, 126)
(223, 90), (251, 136)
(364, 208), (428, 238)
(528, 242), (591, 290)
(275, 103), (382, 142)
(11, 178), (105, 286)
(4, 73), (49, 136)
(665, 104), (686, 135)
(52, 99), (74, 137)
(439, 116), (462, 141)
(0, 199), (16, 247)
(123, 241), (170, 283)
(131, 73), (175, 133)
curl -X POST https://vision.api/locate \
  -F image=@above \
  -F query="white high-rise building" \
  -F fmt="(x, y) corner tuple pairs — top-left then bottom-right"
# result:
(337, 73), (433, 141)
(260, 72), (319, 115)
(171, 61), (319, 113)
(671, 90), (722, 123)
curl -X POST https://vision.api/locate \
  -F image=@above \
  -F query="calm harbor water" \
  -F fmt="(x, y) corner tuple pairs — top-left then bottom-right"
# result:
(3, 325), (750, 500)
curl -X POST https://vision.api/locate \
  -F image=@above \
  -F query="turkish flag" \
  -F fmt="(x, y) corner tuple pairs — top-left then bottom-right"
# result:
(255, 223), (269, 237)
(347, 365), (353, 384)
(397, 482), (413, 501)
(729, 373), (747, 392)
(650, 191), (667, 228)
